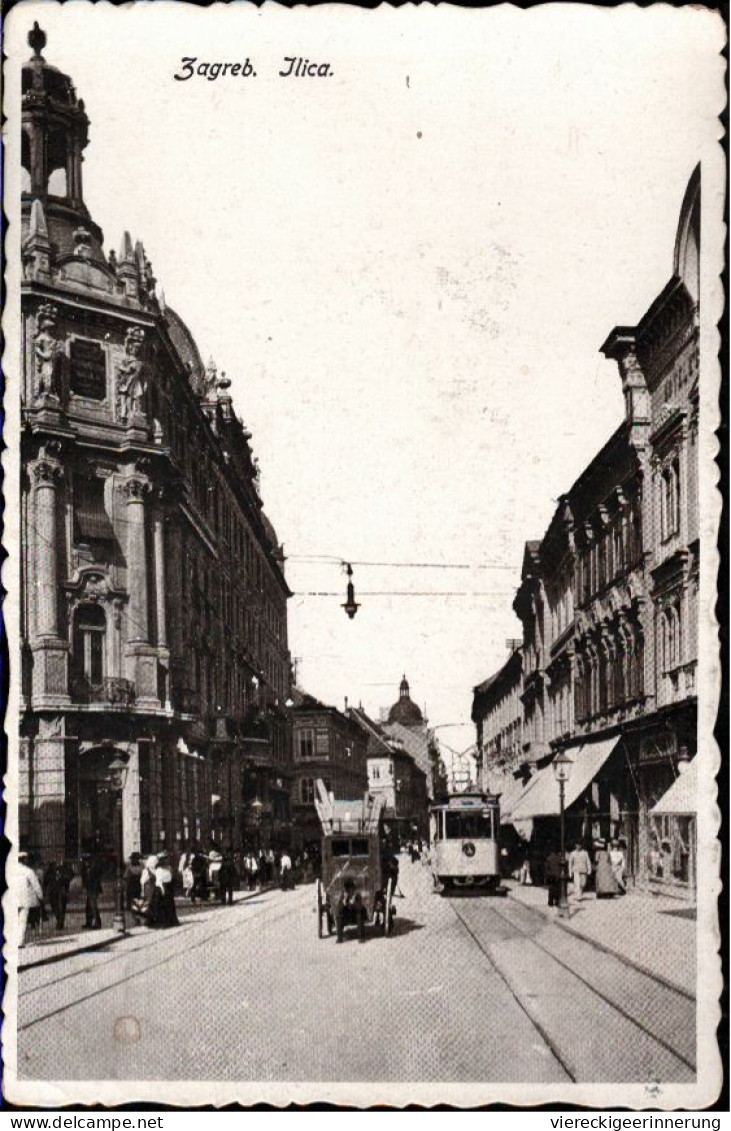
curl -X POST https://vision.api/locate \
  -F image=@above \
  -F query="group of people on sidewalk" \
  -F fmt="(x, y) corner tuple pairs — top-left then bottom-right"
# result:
(536, 840), (628, 908)
(18, 839), (313, 946)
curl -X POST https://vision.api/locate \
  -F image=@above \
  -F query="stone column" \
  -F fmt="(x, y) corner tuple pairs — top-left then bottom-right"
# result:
(33, 458), (62, 639)
(124, 475), (158, 706)
(124, 476), (149, 644)
(30, 455), (69, 704)
(153, 500), (167, 648)
(29, 122), (47, 196)
(122, 744), (141, 856)
(33, 717), (67, 861)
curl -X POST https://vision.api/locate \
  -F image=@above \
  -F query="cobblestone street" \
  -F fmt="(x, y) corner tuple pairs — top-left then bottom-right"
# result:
(18, 861), (695, 1083)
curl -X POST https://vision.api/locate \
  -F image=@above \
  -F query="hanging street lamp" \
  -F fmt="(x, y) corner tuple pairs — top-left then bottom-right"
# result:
(341, 562), (360, 619)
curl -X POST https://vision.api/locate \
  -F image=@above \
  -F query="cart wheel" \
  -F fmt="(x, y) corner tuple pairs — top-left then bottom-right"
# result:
(385, 877), (394, 937)
(317, 881), (324, 939)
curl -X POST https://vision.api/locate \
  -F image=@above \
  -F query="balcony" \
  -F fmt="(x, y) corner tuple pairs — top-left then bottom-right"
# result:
(71, 676), (136, 706)
(667, 661), (697, 702)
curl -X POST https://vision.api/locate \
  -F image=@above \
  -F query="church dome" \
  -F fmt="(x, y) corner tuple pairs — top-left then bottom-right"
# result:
(387, 675), (424, 726)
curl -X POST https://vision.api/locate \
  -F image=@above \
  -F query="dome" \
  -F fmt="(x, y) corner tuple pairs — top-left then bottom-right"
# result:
(164, 306), (205, 389)
(387, 675), (424, 726)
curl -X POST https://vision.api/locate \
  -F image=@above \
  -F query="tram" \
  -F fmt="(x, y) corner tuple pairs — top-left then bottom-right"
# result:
(430, 791), (506, 892)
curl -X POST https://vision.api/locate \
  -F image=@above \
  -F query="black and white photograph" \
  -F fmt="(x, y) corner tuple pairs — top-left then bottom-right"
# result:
(2, 0), (724, 1109)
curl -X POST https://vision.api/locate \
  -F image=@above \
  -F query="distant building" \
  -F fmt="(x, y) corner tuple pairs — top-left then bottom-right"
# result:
(290, 691), (369, 847)
(348, 707), (429, 840)
(380, 675), (440, 798)
(471, 167), (700, 899)
(472, 644), (523, 782)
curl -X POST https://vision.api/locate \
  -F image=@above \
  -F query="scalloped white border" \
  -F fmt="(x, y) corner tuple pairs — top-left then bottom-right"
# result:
(1, 0), (725, 1109)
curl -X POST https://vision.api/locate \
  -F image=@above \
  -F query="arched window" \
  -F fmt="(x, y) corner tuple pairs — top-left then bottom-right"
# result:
(73, 604), (106, 687)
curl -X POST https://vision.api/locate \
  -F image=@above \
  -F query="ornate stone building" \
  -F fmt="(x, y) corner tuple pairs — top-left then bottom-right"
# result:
(19, 25), (293, 864)
(472, 167), (700, 897)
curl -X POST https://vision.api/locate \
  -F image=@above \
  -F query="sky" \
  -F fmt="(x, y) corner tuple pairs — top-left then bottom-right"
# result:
(7, 2), (723, 764)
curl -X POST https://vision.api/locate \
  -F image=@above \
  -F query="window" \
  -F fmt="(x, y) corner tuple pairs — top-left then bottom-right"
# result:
(661, 462), (681, 541)
(72, 604), (106, 687)
(297, 728), (315, 759)
(300, 777), (315, 804)
(73, 478), (114, 547)
(444, 811), (493, 839)
(372, 766), (380, 780)
(70, 339), (107, 400)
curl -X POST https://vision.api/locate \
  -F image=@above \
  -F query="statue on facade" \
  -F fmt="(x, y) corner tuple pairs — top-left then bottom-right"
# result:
(116, 326), (147, 422)
(33, 303), (63, 401)
(203, 357), (218, 398)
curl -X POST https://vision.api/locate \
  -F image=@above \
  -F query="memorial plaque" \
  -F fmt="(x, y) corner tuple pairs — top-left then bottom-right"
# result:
(70, 337), (106, 400)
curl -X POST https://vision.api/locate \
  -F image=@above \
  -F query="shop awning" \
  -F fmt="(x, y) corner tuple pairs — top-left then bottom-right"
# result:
(500, 772), (542, 824)
(508, 737), (619, 821)
(650, 758), (696, 815)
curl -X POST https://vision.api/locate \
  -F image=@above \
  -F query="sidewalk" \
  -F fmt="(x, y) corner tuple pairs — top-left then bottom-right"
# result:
(17, 882), (286, 972)
(506, 879), (696, 996)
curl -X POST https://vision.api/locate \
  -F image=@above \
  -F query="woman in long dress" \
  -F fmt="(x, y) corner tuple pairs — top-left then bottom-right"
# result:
(594, 841), (619, 899)
(154, 852), (179, 928)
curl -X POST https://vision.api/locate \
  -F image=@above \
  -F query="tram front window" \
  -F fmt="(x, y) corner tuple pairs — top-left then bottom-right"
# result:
(445, 811), (493, 839)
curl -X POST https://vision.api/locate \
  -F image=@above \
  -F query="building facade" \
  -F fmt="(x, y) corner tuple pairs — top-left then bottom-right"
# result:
(473, 167), (700, 898)
(290, 694), (369, 847)
(348, 707), (429, 840)
(19, 25), (293, 866)
(472, 645), (523, 781)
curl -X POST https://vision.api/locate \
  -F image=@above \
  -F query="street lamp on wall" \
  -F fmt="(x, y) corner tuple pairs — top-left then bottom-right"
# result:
(552, 751), (573, 919)
(108, 753), (130, 935)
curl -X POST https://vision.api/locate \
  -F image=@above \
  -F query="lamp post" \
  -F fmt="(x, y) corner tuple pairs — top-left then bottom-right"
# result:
(108, 754), (130, 934)
(552, 750), (573, 919)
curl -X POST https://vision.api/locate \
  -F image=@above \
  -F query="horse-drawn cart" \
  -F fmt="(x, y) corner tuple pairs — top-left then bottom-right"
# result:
(315, 781), (398, 943)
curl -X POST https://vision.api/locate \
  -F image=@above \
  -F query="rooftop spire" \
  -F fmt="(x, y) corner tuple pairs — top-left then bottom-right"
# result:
(28, 21), (46, 61)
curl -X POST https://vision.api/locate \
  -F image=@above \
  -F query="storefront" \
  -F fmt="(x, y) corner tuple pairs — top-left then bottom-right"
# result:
(648, 757), (696, 901)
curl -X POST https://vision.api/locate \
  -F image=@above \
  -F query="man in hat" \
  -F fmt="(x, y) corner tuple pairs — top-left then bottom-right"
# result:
(81, 852), (104, 929)
(43, 858), (75, 930)
(17, 852), (44, 948)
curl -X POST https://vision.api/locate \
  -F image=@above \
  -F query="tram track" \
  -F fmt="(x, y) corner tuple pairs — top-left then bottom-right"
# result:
(447, 894), (695, 1083)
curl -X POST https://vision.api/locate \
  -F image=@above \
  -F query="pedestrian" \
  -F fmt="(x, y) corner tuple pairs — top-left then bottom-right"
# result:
(594, 841), (618, 898)
(43, 858), (74, 930)
(124, 852), (144, 912)
(280, 850), (293, 890)
(218, 847), (237, 905)
(191, 846), (209, 902)
(544, 847), (562, 907)
(515, 839), (531, 885)
(609, 840), (627, 893)
(140, 854), (159, 926)
(244, 851), (258, 892)
(81, 852), (104, 930)
(266, 847), (275, 884)
(568, 841), (592, 901)
(152, 852), (179, 928)
(17, 851), (44, 948)
(208, 843), (223, 890)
